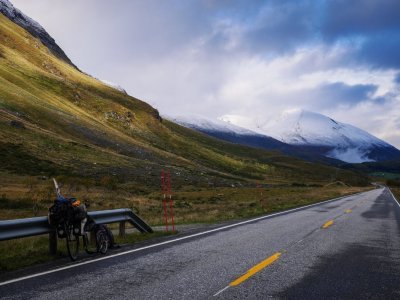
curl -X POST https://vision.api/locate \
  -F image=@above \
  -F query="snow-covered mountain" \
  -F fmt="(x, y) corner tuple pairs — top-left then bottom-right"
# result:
(0, 0), (75, 67)
(169, 115), (345, 165)
(172, 110), (400, 164)
(254, 110), (385, 147)
(252, 110), (400, 163)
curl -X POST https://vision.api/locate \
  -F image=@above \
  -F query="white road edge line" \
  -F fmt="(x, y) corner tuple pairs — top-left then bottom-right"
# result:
(387, 187), (400, 208)
(0, 189), (375, 287)
(213, 285), (230, 297)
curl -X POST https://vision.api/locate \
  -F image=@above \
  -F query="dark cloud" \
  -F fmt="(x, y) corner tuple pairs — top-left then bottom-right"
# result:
(12, 0), (400, 70)
(322, 0), (400, 38)
(241, 1), (316, 54)
(357, 33), (400, 68)
(318, 0), (400, 69)
(311, 82), (378, 106)
(200, 0), (400, 70)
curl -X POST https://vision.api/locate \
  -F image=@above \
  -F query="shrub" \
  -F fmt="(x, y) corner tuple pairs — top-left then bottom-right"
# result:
(99, 176), (118, 190)
(387, 179), (400, 187)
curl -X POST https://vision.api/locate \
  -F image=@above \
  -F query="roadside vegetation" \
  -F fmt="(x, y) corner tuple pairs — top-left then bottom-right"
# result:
(0, 231), (175, 272)
(386, 178), (400, 200)
(0, 173), (371, 223)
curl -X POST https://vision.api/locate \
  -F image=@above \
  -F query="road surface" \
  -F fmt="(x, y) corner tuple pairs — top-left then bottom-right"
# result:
(1, 187), (400, 299)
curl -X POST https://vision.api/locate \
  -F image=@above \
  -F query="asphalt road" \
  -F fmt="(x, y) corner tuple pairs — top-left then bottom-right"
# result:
(1, 187), (400, 299)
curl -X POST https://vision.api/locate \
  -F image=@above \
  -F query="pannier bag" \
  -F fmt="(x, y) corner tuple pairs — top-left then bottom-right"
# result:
(48, 199), (88, 237)
(48, 201), (68, 226)
(73, 204), (87, 221)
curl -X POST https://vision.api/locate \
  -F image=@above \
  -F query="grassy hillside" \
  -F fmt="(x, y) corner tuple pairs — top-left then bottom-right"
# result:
(0, 12), (369, 221)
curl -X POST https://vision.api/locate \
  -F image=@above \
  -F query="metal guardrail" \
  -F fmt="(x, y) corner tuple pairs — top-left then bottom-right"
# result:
(0, 208), (153, 254)
(89, 209), (153, 234)
(0, 216), (52, 241)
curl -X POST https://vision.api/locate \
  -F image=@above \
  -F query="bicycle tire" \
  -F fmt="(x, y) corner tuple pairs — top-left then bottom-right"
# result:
(65, 223), (79, 261)
(96, 230), (108, 254)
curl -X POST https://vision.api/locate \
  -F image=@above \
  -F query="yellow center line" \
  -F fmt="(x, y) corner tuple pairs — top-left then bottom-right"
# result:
(322, 220), (334, 229)
(229, 252), (281, 287)
(345, 209), (352, 213)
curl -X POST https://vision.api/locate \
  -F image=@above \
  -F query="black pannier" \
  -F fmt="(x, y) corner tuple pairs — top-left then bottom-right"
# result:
(48, 200), (87, 229)
(73, 205), (87, 221)
(48, 201), (68, 226)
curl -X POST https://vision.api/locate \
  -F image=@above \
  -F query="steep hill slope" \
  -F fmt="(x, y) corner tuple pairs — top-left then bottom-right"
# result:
(0, 7), (368, 189)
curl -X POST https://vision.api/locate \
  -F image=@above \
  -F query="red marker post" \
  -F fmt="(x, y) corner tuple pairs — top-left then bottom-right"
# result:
(257, 181), (264, 207)
(161, 170), (175, 232)
(161, 170), (169, 232)
(166, 170), (175, 232)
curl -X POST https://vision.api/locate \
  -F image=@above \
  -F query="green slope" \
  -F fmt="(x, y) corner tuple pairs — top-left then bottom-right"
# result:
(0, 13), (368, 189)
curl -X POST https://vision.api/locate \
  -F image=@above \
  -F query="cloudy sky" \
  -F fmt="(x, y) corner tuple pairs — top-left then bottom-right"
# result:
(11, 0), (400, 147)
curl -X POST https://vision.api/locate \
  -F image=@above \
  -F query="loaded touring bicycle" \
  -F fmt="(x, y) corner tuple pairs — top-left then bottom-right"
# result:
(48, 178), (114, 260)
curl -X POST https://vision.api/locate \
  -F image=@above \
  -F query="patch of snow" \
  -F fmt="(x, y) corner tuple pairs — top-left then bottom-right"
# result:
(166, 115), (259, 136)
(99, 79), (127, 94)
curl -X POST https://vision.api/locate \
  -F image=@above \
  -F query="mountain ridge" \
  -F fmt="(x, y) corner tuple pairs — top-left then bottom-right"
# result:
(174, 111), (400, 164)
(170, 115), (346, 166)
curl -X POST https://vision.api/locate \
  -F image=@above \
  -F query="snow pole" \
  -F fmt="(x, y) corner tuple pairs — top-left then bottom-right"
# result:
(167, 170), (175, 232)
(161, 170), (169, 232)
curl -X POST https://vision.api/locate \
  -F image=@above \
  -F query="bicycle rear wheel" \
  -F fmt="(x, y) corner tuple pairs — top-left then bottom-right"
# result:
(65, 223), (79, 261)
(96, 230), (109, 254)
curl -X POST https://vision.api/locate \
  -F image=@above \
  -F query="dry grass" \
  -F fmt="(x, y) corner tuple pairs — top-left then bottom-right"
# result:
(0, 236), (67, 272)
(390, 188), (400, 201)
(0, 231), (175, 272)
(0, 175), (371, 225)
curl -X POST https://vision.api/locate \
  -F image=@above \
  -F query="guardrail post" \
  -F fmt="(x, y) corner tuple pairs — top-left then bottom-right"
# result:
(119, 221), (126, 237)
(49, 231), (57, 255)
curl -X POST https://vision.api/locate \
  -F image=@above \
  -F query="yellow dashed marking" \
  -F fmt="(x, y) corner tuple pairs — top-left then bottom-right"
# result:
(229, 252), (281, 286)
(345, 209), (352, 213)
(322, 220), (334, 229)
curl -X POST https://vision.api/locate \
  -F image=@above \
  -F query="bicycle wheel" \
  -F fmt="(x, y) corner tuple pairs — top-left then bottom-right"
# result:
(65, 223), (79, 261)
(96, 230), (109, 254)
(83, 232), (97, 254)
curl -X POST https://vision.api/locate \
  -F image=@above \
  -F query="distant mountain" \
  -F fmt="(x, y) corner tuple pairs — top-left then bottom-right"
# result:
(173, 110), (400, 164)
(251, 110), (400, 163)
(170, 115), (344, 165)
(170, 115), (288, 149)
